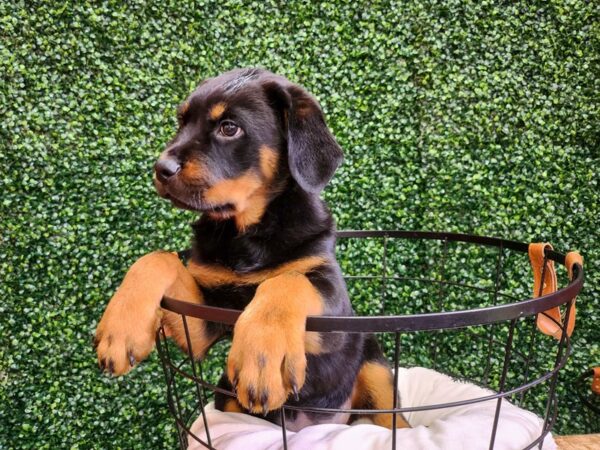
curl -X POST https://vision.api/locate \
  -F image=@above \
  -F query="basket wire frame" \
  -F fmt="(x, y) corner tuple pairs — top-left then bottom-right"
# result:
(155, 231), (583, 450)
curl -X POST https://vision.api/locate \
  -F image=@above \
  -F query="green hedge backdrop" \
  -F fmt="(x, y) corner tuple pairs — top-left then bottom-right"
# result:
(1, 1), (598, 448)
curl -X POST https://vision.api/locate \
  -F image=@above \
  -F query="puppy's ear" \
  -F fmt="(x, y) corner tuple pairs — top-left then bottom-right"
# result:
(263, 79), (343, 194)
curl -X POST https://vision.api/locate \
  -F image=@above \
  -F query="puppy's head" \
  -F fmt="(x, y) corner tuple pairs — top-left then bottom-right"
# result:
(154, 68), (343, 229)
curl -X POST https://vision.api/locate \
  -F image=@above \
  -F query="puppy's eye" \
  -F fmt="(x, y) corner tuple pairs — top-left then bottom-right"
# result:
(219, 121), (241, 138)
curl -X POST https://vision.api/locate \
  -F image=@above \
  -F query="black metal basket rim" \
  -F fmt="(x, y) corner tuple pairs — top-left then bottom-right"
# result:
(162, 230), (583, 333)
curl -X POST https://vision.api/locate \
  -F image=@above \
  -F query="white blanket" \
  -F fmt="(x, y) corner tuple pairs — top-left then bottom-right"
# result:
(188, 367), (556, 450)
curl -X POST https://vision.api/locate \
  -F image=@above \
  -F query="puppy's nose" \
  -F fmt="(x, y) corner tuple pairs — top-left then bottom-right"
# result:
(154, 158), (181, 182)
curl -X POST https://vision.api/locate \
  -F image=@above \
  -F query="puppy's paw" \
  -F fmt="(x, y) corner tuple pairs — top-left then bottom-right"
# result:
(227, 312), (306, 415)
(94, 291), (161, 376)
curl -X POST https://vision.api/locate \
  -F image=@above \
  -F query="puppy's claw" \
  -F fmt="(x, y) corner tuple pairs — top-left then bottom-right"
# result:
(99, 358), (107, 371)
(246, 385), (257, 412)
(128, 352), (136, 367)
(292, 384), (299, 401)
(260, 392), (269, 415)
(108, 359), (115, 375)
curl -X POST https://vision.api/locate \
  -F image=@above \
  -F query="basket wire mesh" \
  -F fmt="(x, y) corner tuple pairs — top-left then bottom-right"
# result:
(155, 231), (584, 450)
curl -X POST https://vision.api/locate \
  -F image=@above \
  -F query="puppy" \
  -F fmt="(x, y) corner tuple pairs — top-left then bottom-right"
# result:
(94, 68), (409, 431)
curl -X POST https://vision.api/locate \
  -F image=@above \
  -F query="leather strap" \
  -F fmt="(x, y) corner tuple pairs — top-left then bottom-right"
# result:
(564, 251), (583, 336)
(529, 243), (560, 338)
(528, 244), (582, 339)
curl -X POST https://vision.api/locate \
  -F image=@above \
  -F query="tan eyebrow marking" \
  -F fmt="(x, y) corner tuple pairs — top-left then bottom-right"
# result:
(209, 102), (227, 120)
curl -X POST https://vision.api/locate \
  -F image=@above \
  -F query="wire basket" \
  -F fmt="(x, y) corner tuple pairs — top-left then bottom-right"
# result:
(155, 231), (584, 450)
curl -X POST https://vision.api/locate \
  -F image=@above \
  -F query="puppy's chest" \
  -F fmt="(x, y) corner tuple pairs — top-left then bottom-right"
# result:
(199, 283), (258, 310)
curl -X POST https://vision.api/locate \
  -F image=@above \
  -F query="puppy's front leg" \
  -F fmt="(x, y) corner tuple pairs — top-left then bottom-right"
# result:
(95, 251), (213, 375)
(227, 272), (323, 414)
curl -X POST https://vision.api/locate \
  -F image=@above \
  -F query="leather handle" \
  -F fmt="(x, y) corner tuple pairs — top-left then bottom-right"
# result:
(528, 244), (582, 339)
(564, 251), (583, 337)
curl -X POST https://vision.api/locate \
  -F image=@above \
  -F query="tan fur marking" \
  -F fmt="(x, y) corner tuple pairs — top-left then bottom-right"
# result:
(203, 170), (265, 230)
(188, 256), (327, 288)
(203, 172), (262, 208)
(304, 331), (323, 354)
(352, 362), (410, 429)
(259, 145), (279, 181)
(232, 146), (279, 230)
(201, 147), (278, 230)
(180, 160), (206, 182)
(223, 398), (244, 413)
(209, 102), (227, 120)
(227, 272), (323, 414)
(160, 262), (216, 359)
(233, 187), (269, 231)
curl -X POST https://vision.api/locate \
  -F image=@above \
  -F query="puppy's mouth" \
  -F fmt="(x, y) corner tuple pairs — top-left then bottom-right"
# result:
(164, 192), (234, 215)
(153, 177), (235, 216)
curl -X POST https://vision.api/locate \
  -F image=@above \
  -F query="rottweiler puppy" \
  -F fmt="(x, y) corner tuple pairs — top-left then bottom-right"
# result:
(94, 68), (409, 431)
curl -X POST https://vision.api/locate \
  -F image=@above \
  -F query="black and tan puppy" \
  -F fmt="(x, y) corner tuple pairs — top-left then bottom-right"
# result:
(94, 68), (409, 431)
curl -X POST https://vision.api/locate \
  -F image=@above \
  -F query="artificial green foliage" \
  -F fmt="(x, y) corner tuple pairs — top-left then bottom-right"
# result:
(1, 1), (598, 448)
